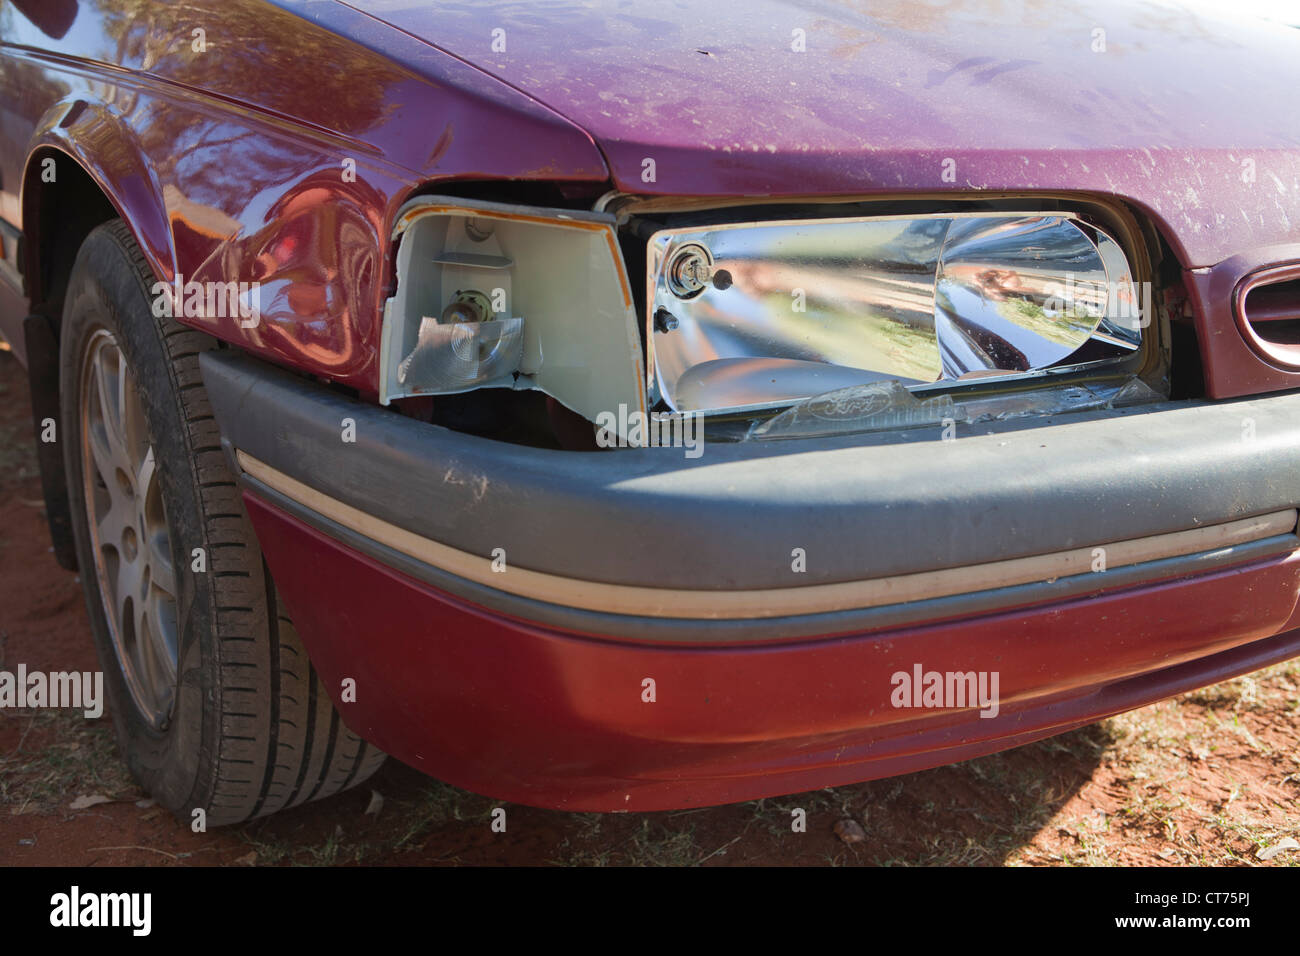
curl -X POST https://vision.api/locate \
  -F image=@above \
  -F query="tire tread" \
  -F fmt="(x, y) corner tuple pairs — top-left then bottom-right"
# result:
(92, 221), (382, 825)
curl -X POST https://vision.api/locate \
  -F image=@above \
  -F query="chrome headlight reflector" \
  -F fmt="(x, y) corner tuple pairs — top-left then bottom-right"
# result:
(647, 213), (1142, 414)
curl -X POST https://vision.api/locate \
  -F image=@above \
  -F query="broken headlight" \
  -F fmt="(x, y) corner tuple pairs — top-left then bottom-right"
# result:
(380, 197), (646, 440)
(646, 213), (1145, 414)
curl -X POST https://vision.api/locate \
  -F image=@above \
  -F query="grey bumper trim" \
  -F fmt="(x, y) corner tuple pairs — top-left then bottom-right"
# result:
(239, 465), (1299, 642)
(239, 448), (1295, 620)
(200, 349), (1300, 593)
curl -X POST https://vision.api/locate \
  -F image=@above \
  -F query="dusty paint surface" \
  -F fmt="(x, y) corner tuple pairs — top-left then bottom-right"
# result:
(343, 0), (1300, 266)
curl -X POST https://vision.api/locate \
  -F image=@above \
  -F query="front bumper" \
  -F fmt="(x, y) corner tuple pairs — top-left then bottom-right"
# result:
(200, 351), (1300, 810)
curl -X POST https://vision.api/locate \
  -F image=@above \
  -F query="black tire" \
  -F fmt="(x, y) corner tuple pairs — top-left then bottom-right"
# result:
(59, 220), (384, 826)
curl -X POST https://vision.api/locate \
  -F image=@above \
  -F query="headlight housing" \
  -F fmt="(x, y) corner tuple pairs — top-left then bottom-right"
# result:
(380, 196), (647, 440)
(645, 211), (1144, 415)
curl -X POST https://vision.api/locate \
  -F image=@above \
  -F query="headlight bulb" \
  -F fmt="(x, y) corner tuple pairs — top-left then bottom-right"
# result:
(439, 289), (495, 325)
(666, 243), (714, 299)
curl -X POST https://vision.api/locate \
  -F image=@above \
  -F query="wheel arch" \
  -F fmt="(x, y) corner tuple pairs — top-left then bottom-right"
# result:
(20, 105), (178, 570)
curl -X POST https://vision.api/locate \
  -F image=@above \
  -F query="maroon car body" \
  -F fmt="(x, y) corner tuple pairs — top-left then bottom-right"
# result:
(3, 0), (1300, 811)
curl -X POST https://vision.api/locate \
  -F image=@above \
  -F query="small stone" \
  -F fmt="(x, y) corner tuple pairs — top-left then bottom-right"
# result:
(69, 794), (111, 810)
(834, 819), (867, 845)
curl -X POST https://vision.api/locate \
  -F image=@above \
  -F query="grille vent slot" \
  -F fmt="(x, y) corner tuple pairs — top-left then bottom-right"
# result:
(1237, 266), (1300, 367)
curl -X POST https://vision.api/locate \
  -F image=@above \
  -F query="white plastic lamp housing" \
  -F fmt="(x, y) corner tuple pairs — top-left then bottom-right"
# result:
(381, 197), (647, 440)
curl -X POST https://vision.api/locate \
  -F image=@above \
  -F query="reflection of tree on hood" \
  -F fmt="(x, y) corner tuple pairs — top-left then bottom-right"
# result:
(9, 0), (78, 39)
(93, 0), (399, 214)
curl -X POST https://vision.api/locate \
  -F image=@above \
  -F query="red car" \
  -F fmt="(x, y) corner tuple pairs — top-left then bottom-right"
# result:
(2, 0), (1300, 824)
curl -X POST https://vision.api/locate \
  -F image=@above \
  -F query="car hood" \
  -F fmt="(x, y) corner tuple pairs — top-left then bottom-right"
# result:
(340, 0), (1300, 266)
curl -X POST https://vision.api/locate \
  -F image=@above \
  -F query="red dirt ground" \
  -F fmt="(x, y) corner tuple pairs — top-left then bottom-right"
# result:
(1, 348), (1297, 866)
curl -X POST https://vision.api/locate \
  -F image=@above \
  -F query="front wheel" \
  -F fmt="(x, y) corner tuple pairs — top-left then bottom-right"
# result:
(59, 220), (383, 825)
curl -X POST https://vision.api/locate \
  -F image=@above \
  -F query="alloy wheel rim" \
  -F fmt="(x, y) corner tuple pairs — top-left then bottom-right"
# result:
(78, 329), (178, 729)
